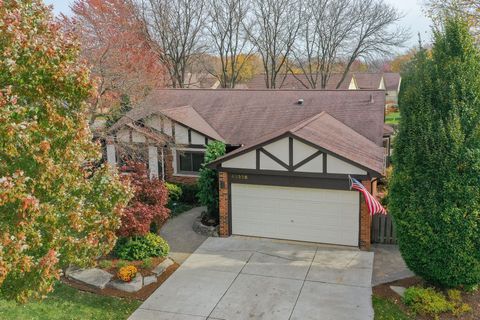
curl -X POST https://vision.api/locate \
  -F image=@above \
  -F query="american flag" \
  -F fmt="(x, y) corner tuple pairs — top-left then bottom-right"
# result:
(349, 176), (387, 215)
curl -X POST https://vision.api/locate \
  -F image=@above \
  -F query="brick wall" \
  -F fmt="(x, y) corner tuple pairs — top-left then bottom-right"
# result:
(359, 179), (372, 250)
(218, 171), (230, 237)
(164, 148), (198, 185)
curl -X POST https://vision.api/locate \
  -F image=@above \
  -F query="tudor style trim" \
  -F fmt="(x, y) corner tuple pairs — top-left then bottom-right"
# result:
(211, 132), (380, 177)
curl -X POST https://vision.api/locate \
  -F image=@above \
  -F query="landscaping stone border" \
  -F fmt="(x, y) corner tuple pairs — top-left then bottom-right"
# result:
(66, 258), (175, 293)
(192, 215), (219, 237)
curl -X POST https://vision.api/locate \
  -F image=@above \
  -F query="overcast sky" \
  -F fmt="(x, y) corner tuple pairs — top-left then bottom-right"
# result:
(44, 0), (432, 50)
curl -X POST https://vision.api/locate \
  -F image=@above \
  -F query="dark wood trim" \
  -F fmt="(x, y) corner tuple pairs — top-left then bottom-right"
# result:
(259, 148), (290, 170)
(209, 132), (291, 166)
(292, 150), (322, 171)
(230, 173), (353, 190)
(323, 153), (327, 173)
(290, 133), (379, 177)
(209, 131), (381, 177)
(289, 137), (293, 169)
(205, 137), (209, 145)
(184, 144), (208, 149)
(188, 129), (192, 144)
(256, 149), (260, 170)
(221, 167), (368, 180)
(171, 120), (221, 144)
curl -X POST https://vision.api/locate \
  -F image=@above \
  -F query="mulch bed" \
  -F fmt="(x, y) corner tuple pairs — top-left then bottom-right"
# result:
(62, 262), (179, 301)
(373, 277), (479, 320)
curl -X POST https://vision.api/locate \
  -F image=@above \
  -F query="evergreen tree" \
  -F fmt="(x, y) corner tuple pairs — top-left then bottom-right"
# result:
(197, 142), (226, 221)
(390, 17), (480, 288)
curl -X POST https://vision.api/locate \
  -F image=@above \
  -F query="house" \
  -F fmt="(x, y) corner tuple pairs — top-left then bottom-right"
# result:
(108, 89), (389, 250)
(243, 72), (401, 108)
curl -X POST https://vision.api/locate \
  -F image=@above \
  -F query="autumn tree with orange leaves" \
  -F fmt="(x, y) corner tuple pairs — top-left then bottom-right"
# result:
(0, 0), (131, 302)
(64, 0), (166, 125)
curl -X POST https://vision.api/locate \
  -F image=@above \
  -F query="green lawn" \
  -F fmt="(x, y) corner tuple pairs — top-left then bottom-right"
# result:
(373, 296), (412, 320)
(0, 283), (141, 320)
(385, 111), (401, 125)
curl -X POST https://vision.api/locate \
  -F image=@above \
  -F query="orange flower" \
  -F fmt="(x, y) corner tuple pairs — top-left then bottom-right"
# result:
(117, 265), (137, 282)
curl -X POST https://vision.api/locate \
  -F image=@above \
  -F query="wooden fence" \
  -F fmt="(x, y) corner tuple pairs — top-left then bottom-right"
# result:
(371, 213), (397, 244)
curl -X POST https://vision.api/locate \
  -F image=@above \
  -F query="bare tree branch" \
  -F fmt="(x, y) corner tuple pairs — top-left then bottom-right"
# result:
(247, 0), (302, 88)
(138, 0), (207, 88)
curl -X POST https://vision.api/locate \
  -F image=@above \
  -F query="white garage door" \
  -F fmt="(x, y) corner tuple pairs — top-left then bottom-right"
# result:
(231, 184), (360, 246)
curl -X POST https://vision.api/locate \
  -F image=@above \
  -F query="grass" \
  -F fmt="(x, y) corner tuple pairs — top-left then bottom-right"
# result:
(385, 111), (401, 125)
(0, 282), (141, 320)
(373, 296), (412, 320)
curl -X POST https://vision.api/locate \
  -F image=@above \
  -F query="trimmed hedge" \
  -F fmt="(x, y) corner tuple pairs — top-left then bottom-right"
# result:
(390, 17), (480, 288)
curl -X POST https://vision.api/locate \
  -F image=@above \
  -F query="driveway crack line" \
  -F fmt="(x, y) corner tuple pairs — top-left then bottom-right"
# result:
(206, 251), (255, 319)
(288, 246), (318, 320)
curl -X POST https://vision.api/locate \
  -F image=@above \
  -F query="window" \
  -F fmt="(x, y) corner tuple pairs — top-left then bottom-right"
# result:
(177, 151), (204, 174)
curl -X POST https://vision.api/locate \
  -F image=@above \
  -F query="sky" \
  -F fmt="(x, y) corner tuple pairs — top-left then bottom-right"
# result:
(44, 0), (432, 49)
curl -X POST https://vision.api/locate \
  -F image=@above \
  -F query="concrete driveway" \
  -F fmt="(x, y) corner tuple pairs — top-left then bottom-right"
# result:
(129, 237), (374, 320)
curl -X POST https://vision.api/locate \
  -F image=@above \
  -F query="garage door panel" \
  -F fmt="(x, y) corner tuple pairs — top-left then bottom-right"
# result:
(231, 184), (359, 246)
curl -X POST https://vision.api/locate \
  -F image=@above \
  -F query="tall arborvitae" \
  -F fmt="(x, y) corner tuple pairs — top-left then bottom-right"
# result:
(390, 17), (480, 288)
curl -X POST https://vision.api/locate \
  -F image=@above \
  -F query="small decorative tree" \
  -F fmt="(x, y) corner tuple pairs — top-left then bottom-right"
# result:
(197, 142), (226, 222)
(0, 0), (131, 302)
(118, 162), (171, 237)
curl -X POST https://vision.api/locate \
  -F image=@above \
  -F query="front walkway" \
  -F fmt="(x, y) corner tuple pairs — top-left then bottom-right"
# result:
(160, 207), (208, 264)
(371, 244), (414, 286)
(130, 236), (374, 320)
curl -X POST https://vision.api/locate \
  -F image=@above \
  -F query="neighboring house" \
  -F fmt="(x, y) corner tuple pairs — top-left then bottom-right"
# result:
(243, 72), (401, 108)
(108, 89), (389, 250)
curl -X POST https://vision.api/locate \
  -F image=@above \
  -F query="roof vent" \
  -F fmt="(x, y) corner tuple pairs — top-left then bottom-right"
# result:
(297, 99), (304, 105)
(370, 94), (375, 104)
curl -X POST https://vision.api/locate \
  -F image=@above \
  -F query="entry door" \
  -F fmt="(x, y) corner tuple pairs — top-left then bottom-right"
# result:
(231, 184), (359, 246)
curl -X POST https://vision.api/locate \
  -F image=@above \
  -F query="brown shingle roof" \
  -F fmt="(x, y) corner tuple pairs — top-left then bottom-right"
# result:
(211, 112), (384, 175)
(110, 89), (386, 147)
(383, 73), (401, 91)
(243, 72), (401, 92)
(244, 73), (353, 90)
(353, 73), (383, 89)
(161, 106), (225, 141)
(383, 124), (394, 137)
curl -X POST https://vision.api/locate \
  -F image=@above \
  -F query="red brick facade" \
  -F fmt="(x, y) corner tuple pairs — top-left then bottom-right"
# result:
(217, 172), (373, 250)
(164, 148), (198, 185)
(359, 179), (373, 250)
(218, 171), (230, 237)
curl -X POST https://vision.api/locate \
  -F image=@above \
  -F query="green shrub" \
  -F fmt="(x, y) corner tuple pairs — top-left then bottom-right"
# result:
(98, 260), (113, 269)
(403, 287), (471, 318)
(116, 260), (127, 268)
(114, 233), (170, 261)
(179, 183), (199, 204)
(165, 182), (182, 203)
(403, 287), (453, 316)
(197, 142), (226, 220)
(141, 257), (154, 269)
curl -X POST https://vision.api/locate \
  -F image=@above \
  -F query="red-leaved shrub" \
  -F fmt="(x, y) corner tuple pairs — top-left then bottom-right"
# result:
(118, 162), (170, 237)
